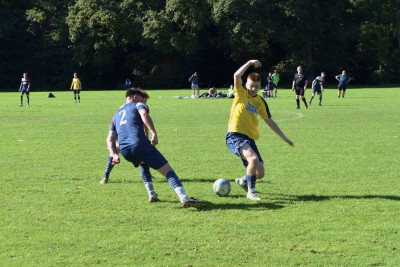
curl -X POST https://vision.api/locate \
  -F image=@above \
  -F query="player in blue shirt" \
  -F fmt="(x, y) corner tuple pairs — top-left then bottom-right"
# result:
(106, 88), (204, 209)
(188, 72), (199, 98)
(335, 70), (352, 98)
(309, 72), (326, 106)
(100, 94), (154, 185)
(19, 73), (30, 106)
(265, 72), (274, 98)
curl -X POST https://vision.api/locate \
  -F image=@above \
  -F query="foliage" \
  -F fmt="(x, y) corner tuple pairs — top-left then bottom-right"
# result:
(1, 0), (400, 90)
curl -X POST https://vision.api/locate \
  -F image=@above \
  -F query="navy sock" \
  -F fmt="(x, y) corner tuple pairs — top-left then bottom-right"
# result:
(296, 99), (300, 108)
(104, 156), (114, 179)
(245, 175), (257, 192)
(166, 171), (183, 189)
(319, 96), (322, 104)
(140, 164), (152, 184)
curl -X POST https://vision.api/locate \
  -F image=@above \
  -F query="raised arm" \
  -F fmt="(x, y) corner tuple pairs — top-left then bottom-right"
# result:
(234, 60), (261, 87)
(264, 118), (294, 146)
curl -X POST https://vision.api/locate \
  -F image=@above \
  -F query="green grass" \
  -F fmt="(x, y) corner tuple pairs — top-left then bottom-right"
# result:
(1, 88), (399, 266)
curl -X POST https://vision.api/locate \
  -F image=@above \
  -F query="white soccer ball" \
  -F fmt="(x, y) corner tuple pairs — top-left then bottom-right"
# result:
(213, 179), (231, 197)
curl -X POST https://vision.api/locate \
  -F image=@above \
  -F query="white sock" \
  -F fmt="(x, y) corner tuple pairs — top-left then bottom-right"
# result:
(175, 187), (188, 202)
(144, 182), (156, 196)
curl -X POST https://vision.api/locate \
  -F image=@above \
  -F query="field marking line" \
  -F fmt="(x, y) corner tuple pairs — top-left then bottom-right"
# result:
(276, 112), (304, 122)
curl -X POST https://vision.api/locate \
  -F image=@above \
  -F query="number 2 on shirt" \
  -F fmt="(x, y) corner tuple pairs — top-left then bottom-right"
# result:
(119, 110), (127, 126)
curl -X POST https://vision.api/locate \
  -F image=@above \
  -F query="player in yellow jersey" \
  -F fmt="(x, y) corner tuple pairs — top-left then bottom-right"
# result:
(226, 60), (294, 201)
(70, 72), (82, 103)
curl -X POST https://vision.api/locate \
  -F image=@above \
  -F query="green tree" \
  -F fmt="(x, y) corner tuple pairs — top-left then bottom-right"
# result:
(25, 0), (71, 89)
(0, 0), (33, 90)
(352, 0), (400, 83)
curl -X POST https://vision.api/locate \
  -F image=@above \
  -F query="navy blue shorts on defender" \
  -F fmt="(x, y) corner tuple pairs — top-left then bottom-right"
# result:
(121, 143), (168, 170)
(20, 89), (29, 95)
(226, 132), (263, 167)
(313, 87), (322, 94)
(338, 84), (347, 91)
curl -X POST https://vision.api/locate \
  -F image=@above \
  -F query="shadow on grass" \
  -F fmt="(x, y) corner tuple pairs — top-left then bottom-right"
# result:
(273, 193), (400, 202)
(200, 200), (285, 211)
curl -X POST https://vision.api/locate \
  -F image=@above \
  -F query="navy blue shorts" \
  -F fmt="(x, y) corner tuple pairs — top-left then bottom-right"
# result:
(226, 132), (263, 167)
(73, 90), (81, 94)
(338, 84), (347, 91)
(120, 143), (168, 170)
(21, 89), (29, 95)
(313, 87), (322, 94)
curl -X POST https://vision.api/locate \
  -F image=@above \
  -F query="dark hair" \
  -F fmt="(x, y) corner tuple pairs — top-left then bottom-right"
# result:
(247, 72), (261, 82)
(125, 88), (149, 99)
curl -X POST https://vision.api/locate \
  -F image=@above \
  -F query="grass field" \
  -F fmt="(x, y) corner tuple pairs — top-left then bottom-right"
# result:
(1, 87), (399, 266)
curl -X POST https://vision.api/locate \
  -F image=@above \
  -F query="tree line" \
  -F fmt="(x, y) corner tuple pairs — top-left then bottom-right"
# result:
(1, 0), (399, 91)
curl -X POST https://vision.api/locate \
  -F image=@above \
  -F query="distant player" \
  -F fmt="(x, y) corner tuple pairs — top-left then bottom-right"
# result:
(335, 70), (352, 98)
(70, 72), (82, 103)
(292, 66), (308, 109)
(125, 78), (132, 89)
(272, 69), (280, 97)
(226, 60), (294, 201)
(19, 73), (30, 107)
(265, 72), (274, 98)
(107, 88), (204, 208)
(188, 72), (199, 98)
(309, 72), (326, 106)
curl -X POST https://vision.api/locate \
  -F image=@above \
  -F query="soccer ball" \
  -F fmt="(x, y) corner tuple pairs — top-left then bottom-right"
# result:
(213, 179), (231, 197)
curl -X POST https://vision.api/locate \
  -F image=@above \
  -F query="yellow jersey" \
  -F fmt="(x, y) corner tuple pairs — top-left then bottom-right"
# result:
(71, 78), (81, 90)
(227, 84), (271, 140)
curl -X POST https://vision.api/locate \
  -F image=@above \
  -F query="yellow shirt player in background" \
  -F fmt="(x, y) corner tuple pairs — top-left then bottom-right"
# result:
(225, 59), (294, 201)
(70, 72), (82, 103)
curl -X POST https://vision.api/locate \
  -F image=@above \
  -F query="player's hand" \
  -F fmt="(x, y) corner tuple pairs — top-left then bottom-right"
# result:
(291, 88), (294, 91)
(151, 135), (158, 146)
(284, 138), (294, 147)
(112, 155), (120, 165)
(249, 60), (261, 68)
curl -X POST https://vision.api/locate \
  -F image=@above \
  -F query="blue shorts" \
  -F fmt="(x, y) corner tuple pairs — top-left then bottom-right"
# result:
(20, 89), (29, 95)
(226, 132), (263, 167)
(73, 90), (81, 94)
(120, 143), (168, 169)
(313, 87), (322, 94)
(338, 84), (347, 91)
